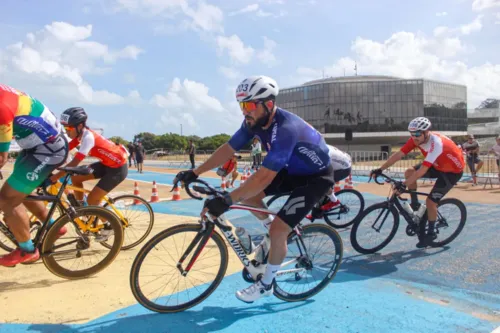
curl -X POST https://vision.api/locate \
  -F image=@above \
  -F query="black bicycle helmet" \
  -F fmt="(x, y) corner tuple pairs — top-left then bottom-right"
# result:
(60, 107), (88, 126)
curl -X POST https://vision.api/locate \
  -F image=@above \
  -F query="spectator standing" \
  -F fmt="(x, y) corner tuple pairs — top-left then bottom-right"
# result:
(251, 137), (262, 170)
(462, 134), (484, 185)
(489, 135), (500, 182)
(135, 142), (145, 173)
(127, 142), (136, 167)
(188, 139), (196, 169)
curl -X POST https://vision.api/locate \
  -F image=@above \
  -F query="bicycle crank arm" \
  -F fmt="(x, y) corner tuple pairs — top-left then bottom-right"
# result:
(276, 267), (307, 277)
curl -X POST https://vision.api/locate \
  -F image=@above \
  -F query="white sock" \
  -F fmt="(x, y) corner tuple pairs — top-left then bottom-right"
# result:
(261, 264), (280, 286)
(328, 193), (338, 202)
(259, 215), (273, 230)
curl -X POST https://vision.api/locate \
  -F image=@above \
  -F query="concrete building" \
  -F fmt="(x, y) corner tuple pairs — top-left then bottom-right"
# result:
(276, 75), (468, 153)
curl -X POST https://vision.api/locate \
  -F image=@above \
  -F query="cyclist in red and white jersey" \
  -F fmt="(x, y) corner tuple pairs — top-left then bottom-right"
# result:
(50, 108), (128, 240)
(371, 117), (464, 248)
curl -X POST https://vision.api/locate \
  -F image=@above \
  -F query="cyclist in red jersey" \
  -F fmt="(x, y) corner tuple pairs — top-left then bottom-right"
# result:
(50, 108), (128, 239)
(370, 117), (464, 248)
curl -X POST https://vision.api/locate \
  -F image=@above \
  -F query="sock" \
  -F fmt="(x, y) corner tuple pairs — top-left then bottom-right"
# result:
(19, 240), (35, 253)
(49, 218), (56, 226)
(259, 216), (273, 230)
(261, 263), (280, 286)
(328, 193), (338, 202)
(409, 190), (419, 207)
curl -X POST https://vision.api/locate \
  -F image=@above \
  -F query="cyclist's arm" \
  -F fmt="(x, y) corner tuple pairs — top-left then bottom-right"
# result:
(50, 135), (92, 181)
(379, 151), (405, 171)
(230, 123), (297, 203)
(194, 123), (251, 176)
(0, 114), (14, 169)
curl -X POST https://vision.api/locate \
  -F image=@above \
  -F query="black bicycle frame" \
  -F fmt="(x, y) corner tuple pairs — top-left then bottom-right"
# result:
(387, 190), (430, 229)
(0, 173), (76, 248)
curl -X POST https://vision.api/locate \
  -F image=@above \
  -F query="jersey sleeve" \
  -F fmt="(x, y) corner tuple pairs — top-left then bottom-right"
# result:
(228, 122), (254, 152)
(262, 122), (298, 172)
(69, 138), (80, 151)
(400, 138), (416, 155)
(0, 104), (14, 153)
(74, 131), (95, 161)
(423, 136), (443, 167)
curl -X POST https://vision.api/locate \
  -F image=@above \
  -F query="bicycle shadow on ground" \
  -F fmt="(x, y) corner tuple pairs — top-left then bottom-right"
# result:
(334, 246), (451, 283)
(25, 300), (314, 333)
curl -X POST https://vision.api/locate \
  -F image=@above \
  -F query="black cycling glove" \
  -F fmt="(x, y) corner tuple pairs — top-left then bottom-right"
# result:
(174, 169), (198, 184)
(204, 193), (233, 218)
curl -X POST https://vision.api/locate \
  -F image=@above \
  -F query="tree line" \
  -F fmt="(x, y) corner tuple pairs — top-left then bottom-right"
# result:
(108, 132), (254, 152)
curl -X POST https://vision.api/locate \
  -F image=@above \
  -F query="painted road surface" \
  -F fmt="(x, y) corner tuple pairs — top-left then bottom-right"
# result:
(1, 172), (499, 333)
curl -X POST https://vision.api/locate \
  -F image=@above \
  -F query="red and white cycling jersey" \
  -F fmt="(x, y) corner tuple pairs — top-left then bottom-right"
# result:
(69, 128), (128, 168)
(400, 132), (464, 173)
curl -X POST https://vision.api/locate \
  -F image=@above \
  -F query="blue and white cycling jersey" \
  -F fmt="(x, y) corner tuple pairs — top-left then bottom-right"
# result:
(228, 108), (331, 175)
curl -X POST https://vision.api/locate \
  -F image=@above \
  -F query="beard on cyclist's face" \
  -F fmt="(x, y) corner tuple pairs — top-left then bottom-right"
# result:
(244, 104), (266, 129)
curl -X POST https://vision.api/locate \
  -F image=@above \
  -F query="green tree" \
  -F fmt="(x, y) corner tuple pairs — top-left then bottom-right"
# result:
(134, 132), (157, 151)
(108, 136), (129, 145)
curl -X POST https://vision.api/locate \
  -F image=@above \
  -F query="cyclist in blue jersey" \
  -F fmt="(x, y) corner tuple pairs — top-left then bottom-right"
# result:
(174, 75), (334, 303)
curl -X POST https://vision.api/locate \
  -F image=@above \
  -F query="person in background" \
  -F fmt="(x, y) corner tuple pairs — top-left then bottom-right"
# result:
(135, 141), (145, 173)
(127, 141), (136, 168)
(489, 135), (500, 182)
(251, 137), (262, 170)
(462, 134), (483, 186)
(188, 139), (196, 169)
(217, 153), (241, 188)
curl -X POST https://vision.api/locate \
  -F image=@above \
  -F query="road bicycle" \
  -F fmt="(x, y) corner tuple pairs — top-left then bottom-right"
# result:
(130, 178), (343, 313)
(266, 188), (365, 228)
(350, 172), (467, 254)
(0, 166), (124, 279)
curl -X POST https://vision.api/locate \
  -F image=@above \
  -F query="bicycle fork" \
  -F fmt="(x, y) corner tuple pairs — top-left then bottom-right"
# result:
(176, 222), (215, 277)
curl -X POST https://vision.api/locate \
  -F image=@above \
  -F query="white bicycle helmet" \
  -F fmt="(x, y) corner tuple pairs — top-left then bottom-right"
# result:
(235, 75), (279, 102)
(408, 117), (431, 131)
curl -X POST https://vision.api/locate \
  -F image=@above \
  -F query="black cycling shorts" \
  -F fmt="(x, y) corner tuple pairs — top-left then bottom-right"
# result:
(89, 162), (128, 192)
(264, 164), (334, 228)
(414, 163), (463, 203)
(334, 167), (351, 183)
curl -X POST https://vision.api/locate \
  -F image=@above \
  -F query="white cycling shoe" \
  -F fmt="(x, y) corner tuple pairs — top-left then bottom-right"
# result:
(236, 280), (273, 303)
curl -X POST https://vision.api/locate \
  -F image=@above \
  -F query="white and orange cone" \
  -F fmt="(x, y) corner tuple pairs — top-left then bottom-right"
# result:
(133, 182), (141, 205)
(344, 174), (354, 189)
(171, 183), (181, 201)
(334, 182), (342, 192)
(150, 181), (160, 202)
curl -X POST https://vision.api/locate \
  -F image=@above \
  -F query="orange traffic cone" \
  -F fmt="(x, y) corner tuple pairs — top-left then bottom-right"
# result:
(344, 174), (354, 189)
(150, 181), (160, 202)
(171, 184), (181, 201)
(334, 182), (342, 193)
(221, 177), (226, 190)
(133, 182), (141, 205)
(241, 168), (246, 184)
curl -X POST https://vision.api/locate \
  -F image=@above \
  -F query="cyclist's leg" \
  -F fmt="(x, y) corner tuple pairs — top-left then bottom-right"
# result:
(236, 166), (334, 302)
(467, 157), (476, 184)
(321, 167), (351, 210)
(417, 170), (462, 247)
(406, 164), (433, 210)
(0, 139), (67, 264)
(86, 164), (128, 205)
(475, 156), (484, 173)
(71, 162), (104, 202)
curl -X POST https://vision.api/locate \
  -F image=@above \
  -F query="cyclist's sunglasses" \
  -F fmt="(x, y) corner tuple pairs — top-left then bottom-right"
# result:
(239, 101), (261, 112)
(63, 125), (74, 131)
(410, 130), (423, 137)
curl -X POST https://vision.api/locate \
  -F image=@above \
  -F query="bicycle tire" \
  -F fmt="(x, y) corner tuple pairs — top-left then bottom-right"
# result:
(428, 198), (467, 247)
(130, 223), (228, 313)
(41, 206), (124, 280)
(0, 204), (65, 253)
(324, 189), (365, 228)
(265, 192), (288, 209)
(350, 202), (400, 254)
(101, 195), (155, 250)
(273, 223), (343, 302)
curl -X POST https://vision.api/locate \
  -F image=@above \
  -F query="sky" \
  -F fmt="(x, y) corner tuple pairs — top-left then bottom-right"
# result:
(1, 0), (499, 140)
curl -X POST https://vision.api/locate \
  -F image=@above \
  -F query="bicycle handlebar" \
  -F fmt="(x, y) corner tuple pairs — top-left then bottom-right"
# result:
(173, 178), (226, 201)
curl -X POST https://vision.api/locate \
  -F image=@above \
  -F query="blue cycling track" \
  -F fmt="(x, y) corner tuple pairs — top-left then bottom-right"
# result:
(1, 169), (499, 333)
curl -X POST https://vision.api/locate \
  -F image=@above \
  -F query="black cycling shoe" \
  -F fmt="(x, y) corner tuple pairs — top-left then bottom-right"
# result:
(416, 230), (437, 248)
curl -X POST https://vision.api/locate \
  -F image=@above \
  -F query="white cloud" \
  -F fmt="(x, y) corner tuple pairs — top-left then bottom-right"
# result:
(113, 0), (224, 33)
(460, 15), (483, 35)
(218, 66), (242, 79)
(216, 35), (254, 65)
(436, 11), (448, 16)
(294, 30), (500, 108)
(0, 21), (144, 106)
(256, 36), (278, 67)
(433, 15), (483, 36)
(472, 0), (500, 11)
(229, 4), (259, 16)
(258, 0), (284, 4)
(495, 12), (500, 24)
(151, 78), (238, 133)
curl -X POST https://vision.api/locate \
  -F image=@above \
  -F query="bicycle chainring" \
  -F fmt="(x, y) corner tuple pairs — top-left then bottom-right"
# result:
(406, 224), (418, 236)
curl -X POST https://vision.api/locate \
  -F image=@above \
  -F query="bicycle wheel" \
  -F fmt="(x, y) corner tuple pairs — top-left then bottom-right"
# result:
(101, 195), (155, 250)
(0, 203), (65, 253)
(130, 223), (228, 313)
(350, 202), (400, 254)
(273, 223), (343, 302)
(41, 206), (124, 280)
(324, 189), (365, 228)
(265, 193), (288, 211)
(428, 198), (467, 247)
